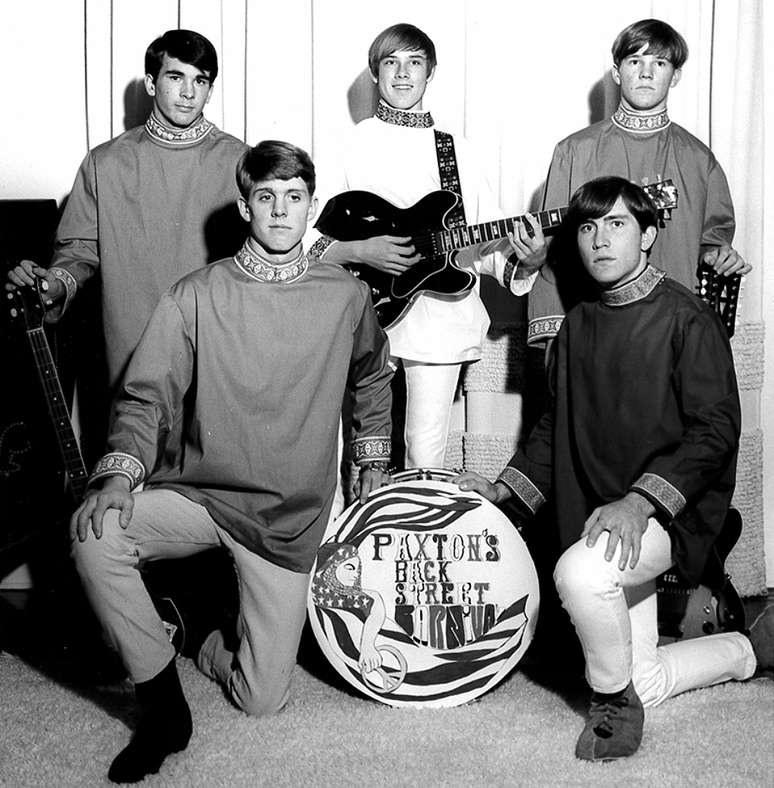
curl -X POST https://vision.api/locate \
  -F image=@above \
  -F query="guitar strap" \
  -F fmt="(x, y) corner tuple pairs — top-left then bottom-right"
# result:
(434, 130), (467, 229)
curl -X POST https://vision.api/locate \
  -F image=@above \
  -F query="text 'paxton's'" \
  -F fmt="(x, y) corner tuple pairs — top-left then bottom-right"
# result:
(371, 530), (501, 650)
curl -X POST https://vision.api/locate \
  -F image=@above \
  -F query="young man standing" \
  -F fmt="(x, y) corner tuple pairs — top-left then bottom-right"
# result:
(527, 18), (750, 350)
(312, 23), (545, 470)
(6, 29), (248, 391)
(456, 177), (772, 762)
(69, 141), (393, 783)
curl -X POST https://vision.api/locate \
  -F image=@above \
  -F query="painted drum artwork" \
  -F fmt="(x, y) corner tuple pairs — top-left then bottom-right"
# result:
(308, 469), (540, 708)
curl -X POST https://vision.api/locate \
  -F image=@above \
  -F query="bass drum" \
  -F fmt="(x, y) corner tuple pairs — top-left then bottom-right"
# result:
(308, 468), (539, 707)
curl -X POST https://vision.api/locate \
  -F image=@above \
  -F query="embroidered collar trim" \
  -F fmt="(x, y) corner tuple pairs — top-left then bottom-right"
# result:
(234, 241), (309, 284)
(375, 99), (434, 128)
(612, 105), (670, 134)
(601, 265), (666, 306)
(145, 113), (214, 145)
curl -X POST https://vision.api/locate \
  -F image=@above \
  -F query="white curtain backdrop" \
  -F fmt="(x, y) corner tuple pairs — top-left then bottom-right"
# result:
(0, 0), (770, 590)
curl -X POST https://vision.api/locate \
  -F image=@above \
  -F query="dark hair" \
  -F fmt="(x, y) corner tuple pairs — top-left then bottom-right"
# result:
(612, 19), (688, 69)
(368, 23), (437, 77)
(145, 29), (219, 82)
(236, 140), (316, 199)
(565, 176), (658, 235)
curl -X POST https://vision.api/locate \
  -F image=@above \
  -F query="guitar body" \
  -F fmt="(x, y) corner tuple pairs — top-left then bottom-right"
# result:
(315, 190), (476, 328)
(657, 508), (746, 644)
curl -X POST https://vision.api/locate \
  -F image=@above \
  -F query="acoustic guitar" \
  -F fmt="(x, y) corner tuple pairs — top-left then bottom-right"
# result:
(315, 180), (678, 328)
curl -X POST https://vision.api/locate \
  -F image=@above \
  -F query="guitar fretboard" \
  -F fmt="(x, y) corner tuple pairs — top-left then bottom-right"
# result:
(26, 326), (89, 502)
(435, 207), (568, 254)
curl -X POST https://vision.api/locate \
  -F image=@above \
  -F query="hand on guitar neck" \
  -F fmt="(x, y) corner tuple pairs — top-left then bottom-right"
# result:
(322, 234), (422, 276)
(5, 258), (65, 308)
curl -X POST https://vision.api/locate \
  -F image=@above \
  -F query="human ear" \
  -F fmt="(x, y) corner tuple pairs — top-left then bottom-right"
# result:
(144, 74), (156, 97)
(641, 225), (657, 252)
(426, 65), (436, 83)
(670, 68), (682, 89)
(307, 196), (319, 223)
(611, 65), (621, 86)
(237, 196), (251, 223)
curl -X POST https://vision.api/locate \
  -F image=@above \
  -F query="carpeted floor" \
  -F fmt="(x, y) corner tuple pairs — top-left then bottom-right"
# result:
(1, 629), (772, 788)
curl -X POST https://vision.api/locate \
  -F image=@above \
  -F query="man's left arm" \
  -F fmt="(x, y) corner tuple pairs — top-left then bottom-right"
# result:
(348, 292), (394, 502)
(588, 310), (741, 569)
(700, 155), (751, 276)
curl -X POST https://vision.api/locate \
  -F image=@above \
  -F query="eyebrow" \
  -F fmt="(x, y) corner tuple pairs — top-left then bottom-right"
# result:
(163, 68), (211, 81)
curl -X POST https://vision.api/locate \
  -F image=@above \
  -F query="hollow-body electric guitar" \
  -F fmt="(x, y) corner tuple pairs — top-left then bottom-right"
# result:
(315, 180), (678, 328)
(6, 280), (88, 503)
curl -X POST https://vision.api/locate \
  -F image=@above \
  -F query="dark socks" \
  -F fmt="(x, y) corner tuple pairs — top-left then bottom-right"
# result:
(108, 659), (192, 783)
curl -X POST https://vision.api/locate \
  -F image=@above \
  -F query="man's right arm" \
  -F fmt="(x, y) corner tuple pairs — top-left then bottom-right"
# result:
(313, 235), (421, 275)
(5, 152), (100, 319)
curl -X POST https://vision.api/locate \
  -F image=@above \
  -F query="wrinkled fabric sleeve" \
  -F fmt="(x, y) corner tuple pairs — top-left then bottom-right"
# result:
(698, 154), (736, 256)
(91, 293), (194, 488)
(46, 151), (101, 321)
(629, 309), (740, 519)
(348, 289), (394, 465)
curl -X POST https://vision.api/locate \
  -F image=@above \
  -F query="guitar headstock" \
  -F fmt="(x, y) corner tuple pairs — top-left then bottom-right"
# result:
(643, 179), (678, 223)
(5, 279), (46, 331)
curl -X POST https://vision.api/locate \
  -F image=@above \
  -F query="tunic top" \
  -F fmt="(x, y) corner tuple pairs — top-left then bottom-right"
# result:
(89, 248), (393, 573)
(49, 117), (248, 387)
(500, 267), (740, 585)
(314, 110), (535, 364)
(528, 117), (736, 346)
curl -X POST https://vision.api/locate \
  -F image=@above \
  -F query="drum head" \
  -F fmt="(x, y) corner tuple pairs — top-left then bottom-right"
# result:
(308, 476), (539, 707)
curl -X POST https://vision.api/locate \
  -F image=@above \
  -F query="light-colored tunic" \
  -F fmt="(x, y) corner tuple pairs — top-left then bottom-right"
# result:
(91, 252), (393, 572)
(528, 118), (735, 345)
(50, 121), (248, 386)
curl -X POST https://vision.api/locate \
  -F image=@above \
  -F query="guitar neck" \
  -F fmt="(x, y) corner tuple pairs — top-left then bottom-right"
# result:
(26, 326), (89, 502)
(437, 206), (568, 254)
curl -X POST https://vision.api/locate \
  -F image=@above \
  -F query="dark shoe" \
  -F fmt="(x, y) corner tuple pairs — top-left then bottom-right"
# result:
(749, 604), (774, 672)
(575, 681), (644, 762)
(108, 659), (192, 783)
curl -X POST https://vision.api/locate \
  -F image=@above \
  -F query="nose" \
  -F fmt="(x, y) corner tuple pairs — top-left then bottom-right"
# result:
(639, 61), (654, 79)
(271, 198), (287, 217)
(395, 62), (409, 79)
(180, 78), (195, 98)
(592, 227), (609, 249)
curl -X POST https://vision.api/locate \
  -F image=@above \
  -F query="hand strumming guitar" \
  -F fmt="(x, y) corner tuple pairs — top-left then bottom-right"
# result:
(323, 235), (421, 276)
(5, 259), (65, 307)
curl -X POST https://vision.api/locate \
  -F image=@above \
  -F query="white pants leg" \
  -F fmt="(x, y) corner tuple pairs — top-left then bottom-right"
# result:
(553, 520), (756, 707)
(403, 360), (462, 469)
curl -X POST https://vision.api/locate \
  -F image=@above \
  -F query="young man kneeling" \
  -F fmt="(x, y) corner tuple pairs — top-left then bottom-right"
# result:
(457, 176), (772, 761)
(70, 140), (393, 783)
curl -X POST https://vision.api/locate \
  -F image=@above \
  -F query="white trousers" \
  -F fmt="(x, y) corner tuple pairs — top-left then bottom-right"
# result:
(553, 519), (756, 707)
(403, 360), (462, 469)
(71, 489), (309, 716)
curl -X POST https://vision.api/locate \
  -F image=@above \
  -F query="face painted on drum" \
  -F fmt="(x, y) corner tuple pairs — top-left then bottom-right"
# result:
(335, 557), (361, 587)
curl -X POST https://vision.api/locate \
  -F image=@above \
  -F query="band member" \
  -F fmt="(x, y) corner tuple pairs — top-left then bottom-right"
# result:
(311, 22), (545, 470)
(6, 29), (248, 392)
(69, 141), (393, 783)
(527, 18), (750, 352)
(456, 177), (772, 761)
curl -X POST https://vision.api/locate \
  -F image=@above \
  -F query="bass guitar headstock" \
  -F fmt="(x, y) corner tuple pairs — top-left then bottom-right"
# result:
(643, 179), (678, 225)
(6, 278), (46, 332)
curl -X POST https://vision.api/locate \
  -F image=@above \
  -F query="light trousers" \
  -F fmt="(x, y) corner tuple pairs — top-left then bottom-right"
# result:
(553, 519), (756, 707)
(403, 360), (462, 469)
(71, 489), (310, 716)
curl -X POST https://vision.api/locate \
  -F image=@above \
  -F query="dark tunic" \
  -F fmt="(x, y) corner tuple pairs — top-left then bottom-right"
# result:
(90, 249), (393, 573)
(500, 266), (740, 584)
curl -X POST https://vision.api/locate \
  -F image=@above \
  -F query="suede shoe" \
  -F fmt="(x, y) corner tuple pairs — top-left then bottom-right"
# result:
(749, 604), (774, 672)
(575, 681), (644, 761)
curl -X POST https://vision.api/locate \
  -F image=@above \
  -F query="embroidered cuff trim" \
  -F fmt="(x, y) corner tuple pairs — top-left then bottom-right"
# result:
(497, 467), (545, 514)
(49, 267), (78, 314)
(503, 258), (517, 290)
(353, 436), (391, 465)
(309, 236), (337, 259)
(90, 452), (145, 489)
(630, 473), (685, 518)
(527, 316), (564, 346)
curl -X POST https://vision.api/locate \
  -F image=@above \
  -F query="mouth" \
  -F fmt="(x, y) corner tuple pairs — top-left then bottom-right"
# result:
(391, 85), (413, 90)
